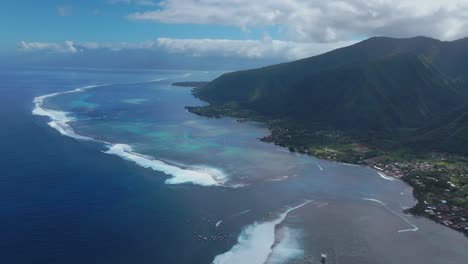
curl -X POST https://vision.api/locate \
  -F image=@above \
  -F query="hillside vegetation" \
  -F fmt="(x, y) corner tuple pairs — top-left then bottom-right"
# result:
(187, 36), (468, 235)
(192, 36), (468, 155)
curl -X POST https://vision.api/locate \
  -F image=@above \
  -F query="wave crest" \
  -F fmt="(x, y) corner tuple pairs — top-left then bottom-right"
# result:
(105, 144), (227, 186)
(32, 83), (228, 187)
(212, 201), (311, 264)
(33, 85), (102, 141)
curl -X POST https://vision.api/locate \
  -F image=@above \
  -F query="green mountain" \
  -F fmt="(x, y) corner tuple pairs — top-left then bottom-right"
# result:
(412, 105), (468, 155)
(192, 36), (468, 155)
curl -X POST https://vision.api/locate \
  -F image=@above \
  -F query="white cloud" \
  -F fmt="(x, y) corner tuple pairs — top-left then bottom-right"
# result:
(108, 0), (156, 6)
(57, 6), (71, 17)
(155, 38), (356, 60)
(65, 41), (78, 53)
(79, 40), (157, 50)
(18, 40), (155, 53)
(18, 41), (80, 53)
(127, 0), (468, 42)
(17, 38), (355, 60)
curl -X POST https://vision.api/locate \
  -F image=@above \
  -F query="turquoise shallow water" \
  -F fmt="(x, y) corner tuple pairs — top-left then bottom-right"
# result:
(19, 68), (468, 263)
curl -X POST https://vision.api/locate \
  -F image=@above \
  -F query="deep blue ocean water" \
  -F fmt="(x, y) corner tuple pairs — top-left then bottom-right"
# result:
(0, 68), (227, 263)
(1, 67), (468, 264)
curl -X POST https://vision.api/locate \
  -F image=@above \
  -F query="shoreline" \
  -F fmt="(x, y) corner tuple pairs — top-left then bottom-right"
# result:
(186, 101), (468, 237)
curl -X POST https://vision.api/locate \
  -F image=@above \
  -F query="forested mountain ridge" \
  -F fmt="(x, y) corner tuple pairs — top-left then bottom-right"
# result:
(191, 36), (468, 155)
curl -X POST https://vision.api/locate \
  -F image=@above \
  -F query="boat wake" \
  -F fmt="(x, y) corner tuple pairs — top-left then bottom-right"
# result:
(32, 82), (228, 187)
(212, 201), (311, 264)
(215, 209), (252, 228)
(315, 163), (324, 171)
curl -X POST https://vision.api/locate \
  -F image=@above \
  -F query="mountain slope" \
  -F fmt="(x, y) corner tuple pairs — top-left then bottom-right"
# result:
(283, 54), (463, 132)
(196, 36), (468, 102)
(195, 54), (464, 133)
(192, 36), (468, 154)
(412, 104), (468, 155)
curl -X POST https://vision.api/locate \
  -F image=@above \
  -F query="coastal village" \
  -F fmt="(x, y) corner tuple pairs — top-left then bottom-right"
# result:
(187, 107), (468, 236)
(259, 124), (468, 236)
(366, 156), (468, 235)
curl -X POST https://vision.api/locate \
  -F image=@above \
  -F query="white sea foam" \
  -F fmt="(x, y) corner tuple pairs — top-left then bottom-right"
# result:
(266, 227), (304, 264)
(33, 85), (103, 141)
(105, 144), (227, 186)
(343, 162), (360, 167)
(234, 210), (252, 217)
(215, 220), (223, 228)
(33, 82), (229, 187)
(377, 171), (395, 181)
(268, 175), (291, 182)
(150, 78), (167, 82)
(362, 198), (386, 206)
(397, 222), (419, 232)
(362, 198), (418, 233)
(212, 201), (311, 264)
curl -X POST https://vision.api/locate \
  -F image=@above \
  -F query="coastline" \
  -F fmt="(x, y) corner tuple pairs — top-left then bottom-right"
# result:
(10, 68), (468, 264)
(186, 99), (468, 237)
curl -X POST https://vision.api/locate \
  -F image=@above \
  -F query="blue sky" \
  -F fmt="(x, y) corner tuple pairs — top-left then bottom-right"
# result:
(2, 0), (468, 68)
(1, 0), (279, 53)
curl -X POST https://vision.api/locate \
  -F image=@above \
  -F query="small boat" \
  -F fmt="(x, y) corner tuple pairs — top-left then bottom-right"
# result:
(321, 253), (327, 263)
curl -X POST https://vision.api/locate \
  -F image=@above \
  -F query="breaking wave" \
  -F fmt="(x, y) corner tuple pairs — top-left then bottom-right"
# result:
(105, 144), (227, 186)
(32, 83), (228, 187)
(377, 171), (395, 181)
(266, 227), (304, 264)
(212, 201), (311, 264)
(33, 85), (104, 141)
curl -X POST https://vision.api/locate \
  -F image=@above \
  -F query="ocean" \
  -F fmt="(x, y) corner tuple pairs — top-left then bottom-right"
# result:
(1, 67), (467, 264)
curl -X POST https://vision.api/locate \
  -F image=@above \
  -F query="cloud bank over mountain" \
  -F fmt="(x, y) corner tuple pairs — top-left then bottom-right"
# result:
(17, 37), (354, 60)
(128, 0), (468, 42)
(12, 37), (355, 69)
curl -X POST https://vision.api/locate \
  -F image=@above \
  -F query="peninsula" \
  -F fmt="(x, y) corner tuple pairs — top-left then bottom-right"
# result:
(187, 36), (468, 235)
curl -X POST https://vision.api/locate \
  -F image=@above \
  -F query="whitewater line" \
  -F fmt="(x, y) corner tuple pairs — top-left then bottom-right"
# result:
(32, 77), (171, 140)
(215, 210), (252, 228)
(32, 80), (229, 187)
(212, 201), (311, 264)
(377, 171), (395, 181)
(343, 162), (360, 167)
(105, 144), (227, 186)
(33, 84), (109, 141)
(233, 210), (252, 217)
(362, 198), (418, 233)
(32, 80), (167, 141)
